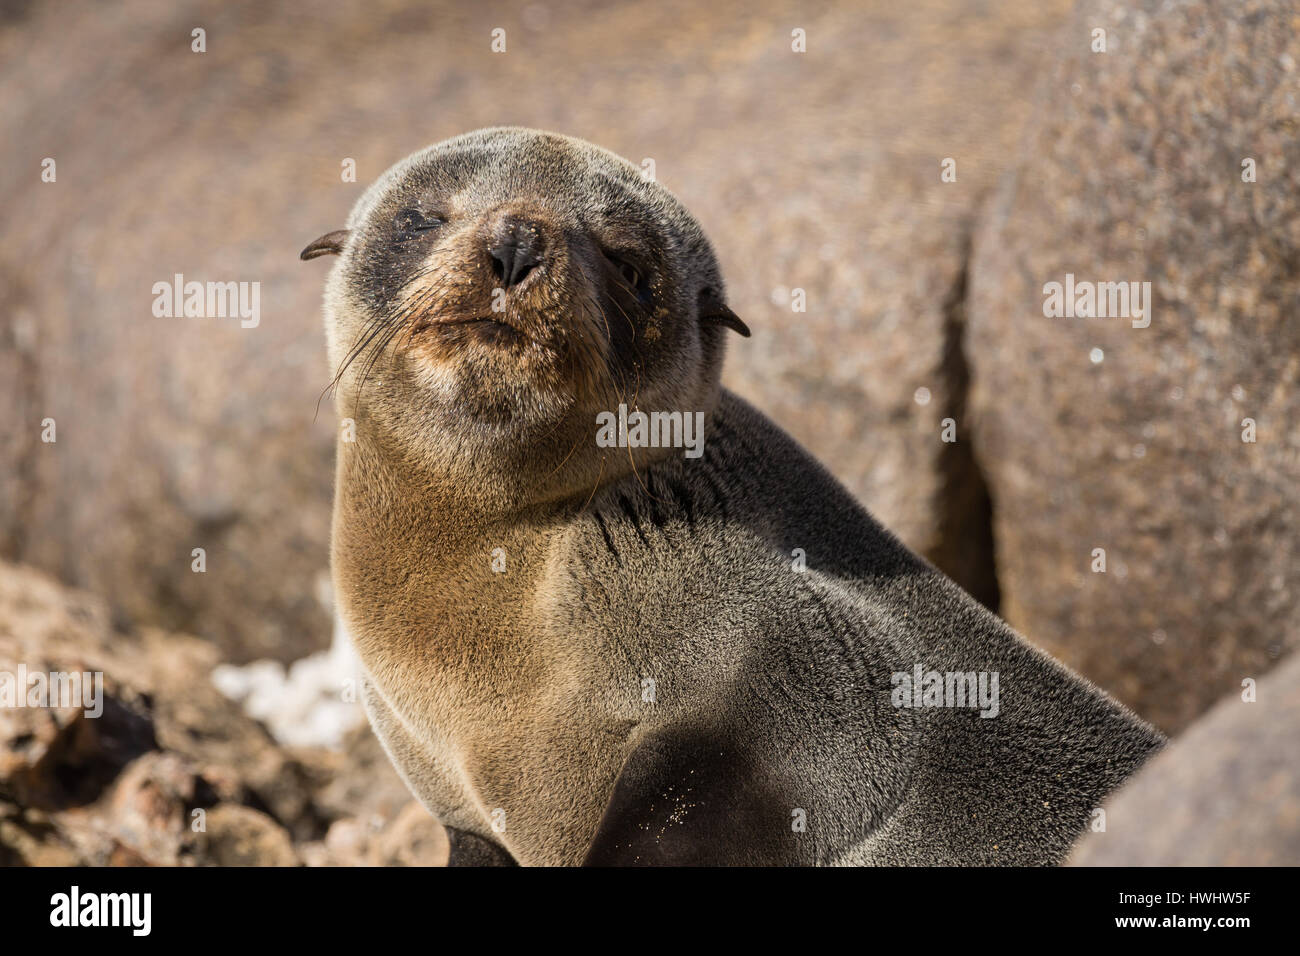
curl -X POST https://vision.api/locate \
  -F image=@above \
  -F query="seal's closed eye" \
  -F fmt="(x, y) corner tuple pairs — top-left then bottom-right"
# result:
(300, 229), (351, 261)
(394, 208), (447, 240)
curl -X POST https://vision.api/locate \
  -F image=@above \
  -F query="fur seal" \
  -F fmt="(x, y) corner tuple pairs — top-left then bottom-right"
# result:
(303, 127), (1163, 866)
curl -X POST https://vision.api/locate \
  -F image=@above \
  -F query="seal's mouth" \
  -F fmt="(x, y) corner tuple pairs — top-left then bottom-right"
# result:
(446, 316), (529, 345)
(413, 312), (531, 345)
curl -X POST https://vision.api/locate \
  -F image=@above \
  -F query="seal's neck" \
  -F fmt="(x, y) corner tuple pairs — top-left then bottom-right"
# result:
(330, 431), (563, 679)
(334, 429), (522, 566)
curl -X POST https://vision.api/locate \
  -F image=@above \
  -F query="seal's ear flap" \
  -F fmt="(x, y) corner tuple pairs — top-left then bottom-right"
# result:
(300, 229), (351, 261)
(698, 288), (751, 337)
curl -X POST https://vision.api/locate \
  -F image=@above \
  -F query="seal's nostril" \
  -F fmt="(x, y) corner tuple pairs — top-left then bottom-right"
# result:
(489, 216), (544, 288)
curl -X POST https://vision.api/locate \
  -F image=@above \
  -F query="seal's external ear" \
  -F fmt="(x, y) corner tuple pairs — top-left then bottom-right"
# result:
(699, 288), (751, 337)
(300, 229), (351, 261)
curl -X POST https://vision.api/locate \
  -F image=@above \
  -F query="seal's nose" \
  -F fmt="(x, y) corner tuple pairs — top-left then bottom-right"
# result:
(488, 214), (545, 288)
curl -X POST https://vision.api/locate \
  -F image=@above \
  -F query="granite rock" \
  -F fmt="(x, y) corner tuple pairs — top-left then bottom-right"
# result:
(1070, 652), (1300, 866)
(968, 0), (1300, 731)
(0, 559), (443, 866)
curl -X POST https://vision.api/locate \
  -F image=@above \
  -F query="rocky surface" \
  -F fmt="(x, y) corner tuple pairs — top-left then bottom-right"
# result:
(967, 0), (1300, 732)
(0, 560), (446, 866)
(1070, 651), (1300, 866)
(0, 0), (1072, 661)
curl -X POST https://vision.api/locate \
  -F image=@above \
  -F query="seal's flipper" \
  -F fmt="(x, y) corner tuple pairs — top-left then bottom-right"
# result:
(582, 727), (801, 866)
(445, 826), (518, 866)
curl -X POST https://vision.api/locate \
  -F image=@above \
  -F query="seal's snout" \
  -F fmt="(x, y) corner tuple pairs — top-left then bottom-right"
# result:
(488, 212), (546, 288)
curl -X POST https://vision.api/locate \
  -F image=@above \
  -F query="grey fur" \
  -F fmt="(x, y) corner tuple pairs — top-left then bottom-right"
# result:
(314, 128), (1163, 866)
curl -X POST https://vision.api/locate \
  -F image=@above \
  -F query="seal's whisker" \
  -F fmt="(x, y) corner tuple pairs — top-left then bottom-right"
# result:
(573, 255), (651, 408)
(350, 323), (407, 418)
(567, 265), (632, 407)
(323, 314), (391, 412)
(620, 362), (667, 505)
(579, 454), (607, 512)
(544, 430), (587, 480)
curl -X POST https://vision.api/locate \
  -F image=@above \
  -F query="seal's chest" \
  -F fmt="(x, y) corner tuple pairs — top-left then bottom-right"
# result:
(358, 657), (632, 864)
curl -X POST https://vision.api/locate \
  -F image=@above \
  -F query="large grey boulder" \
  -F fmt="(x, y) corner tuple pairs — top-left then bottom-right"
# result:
(968, 0), (1300, 731)
(1071, 652), (1300, 866)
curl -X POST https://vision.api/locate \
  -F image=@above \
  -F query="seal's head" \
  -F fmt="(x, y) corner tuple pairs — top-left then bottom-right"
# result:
(305, 127), (748, 509)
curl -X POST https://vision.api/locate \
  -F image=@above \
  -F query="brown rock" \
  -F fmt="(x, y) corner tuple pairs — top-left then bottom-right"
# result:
(196, 804), (298, 867)
(0, 804), (81, 867)
(1070, 653), (1300, 866)
(98, 752), (198, 865)
(0, 567), (157, 811)
(968, 0), (1300, 731)
(372, 801), (451, 867)
(309, 800), (448, 867)
(298, 727), (450, 866)
(0, 560), (443, 865)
